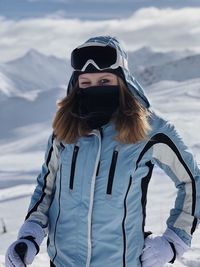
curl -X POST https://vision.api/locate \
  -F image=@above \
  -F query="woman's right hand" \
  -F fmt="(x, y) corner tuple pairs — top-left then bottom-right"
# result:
(5, 239), (37, 267)
(5, 221), (45, 267)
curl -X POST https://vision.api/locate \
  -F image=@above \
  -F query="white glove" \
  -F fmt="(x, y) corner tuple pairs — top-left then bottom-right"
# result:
(5, 221), (45, 267)
(5, 239), (37, 267)
(141, 228), (189, 267)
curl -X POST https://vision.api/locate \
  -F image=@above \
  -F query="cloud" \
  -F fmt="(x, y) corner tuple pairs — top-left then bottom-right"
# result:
(1, 7), (200, 62)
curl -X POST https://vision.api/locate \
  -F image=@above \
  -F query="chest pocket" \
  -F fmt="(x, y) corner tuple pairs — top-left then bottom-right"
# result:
(69, 144), (80, 190)
(106, 148), (119, 195)
(58, 143), (82, 204)
(104, 146), (133, 209)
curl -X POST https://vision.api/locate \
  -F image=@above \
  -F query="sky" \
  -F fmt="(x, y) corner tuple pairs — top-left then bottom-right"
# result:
(1, 0), (200, 20)
(0, 0), (200, 62)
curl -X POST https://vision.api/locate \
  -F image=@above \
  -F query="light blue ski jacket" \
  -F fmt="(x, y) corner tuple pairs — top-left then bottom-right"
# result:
(25, 36), (200, 267)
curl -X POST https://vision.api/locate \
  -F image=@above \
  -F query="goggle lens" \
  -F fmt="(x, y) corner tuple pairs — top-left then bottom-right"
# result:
(71, 45), (117, 70)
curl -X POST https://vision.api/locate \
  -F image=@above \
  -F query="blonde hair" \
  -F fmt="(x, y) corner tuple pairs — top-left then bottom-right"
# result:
(52, 77), (151, 144)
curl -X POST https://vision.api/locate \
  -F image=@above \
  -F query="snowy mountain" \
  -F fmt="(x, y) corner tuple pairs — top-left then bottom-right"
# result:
(128, 46), (194, 69)
(134, 54), (200, 85)
(0, 47), (198, 99)
(0, 46), (200, 141)
(0, 86), (65, 139)
(0, 49), (71, 98)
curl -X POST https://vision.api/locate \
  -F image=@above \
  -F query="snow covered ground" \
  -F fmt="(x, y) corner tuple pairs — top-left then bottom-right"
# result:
(0, 76), (200, 266)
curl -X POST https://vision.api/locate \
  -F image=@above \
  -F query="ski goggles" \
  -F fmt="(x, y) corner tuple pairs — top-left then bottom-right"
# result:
(71, 42), (128, 71)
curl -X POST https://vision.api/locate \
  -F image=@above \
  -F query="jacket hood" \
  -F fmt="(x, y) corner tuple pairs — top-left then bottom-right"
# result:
(67, 35), (150, 108)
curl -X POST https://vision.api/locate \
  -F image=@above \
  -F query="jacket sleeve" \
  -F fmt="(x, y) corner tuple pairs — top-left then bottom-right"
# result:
(151, 119), (200, 246)
(25, 133), (61, 231)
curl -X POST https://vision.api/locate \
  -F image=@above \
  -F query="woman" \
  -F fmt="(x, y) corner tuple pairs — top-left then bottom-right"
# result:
(5, 36), (200, 267)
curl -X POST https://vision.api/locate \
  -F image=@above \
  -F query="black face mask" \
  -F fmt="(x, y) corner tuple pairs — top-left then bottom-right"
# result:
(76, 85), (119, 129)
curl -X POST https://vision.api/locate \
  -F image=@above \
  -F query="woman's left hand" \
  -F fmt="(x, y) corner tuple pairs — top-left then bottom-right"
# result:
(141, 234), (175, 267)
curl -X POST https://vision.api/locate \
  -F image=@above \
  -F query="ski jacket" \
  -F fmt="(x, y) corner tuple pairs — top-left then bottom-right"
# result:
(25, 36), (200, 267)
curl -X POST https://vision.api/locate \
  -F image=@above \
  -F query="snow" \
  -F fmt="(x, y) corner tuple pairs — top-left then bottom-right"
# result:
(0, 50), (199, 266)
(0, 72), (19, 97)
(0, 50), (70, 99)
(128, 47), (194, 69)
(0, 47), (197, 99)
(135, 54), (200, 86)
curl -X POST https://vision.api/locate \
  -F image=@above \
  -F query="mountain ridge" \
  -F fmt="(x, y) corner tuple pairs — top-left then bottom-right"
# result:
(0, 46), (199, 98)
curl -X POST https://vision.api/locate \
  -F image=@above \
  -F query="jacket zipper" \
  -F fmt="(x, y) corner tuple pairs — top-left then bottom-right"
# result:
(122, 175), (132, 267)
(96, 127), (103, 177)
(52, 163), (62, 263)
(106, 147), (119, 195)
(69, 145), (79, 190)
(86, 129), (102, 267)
